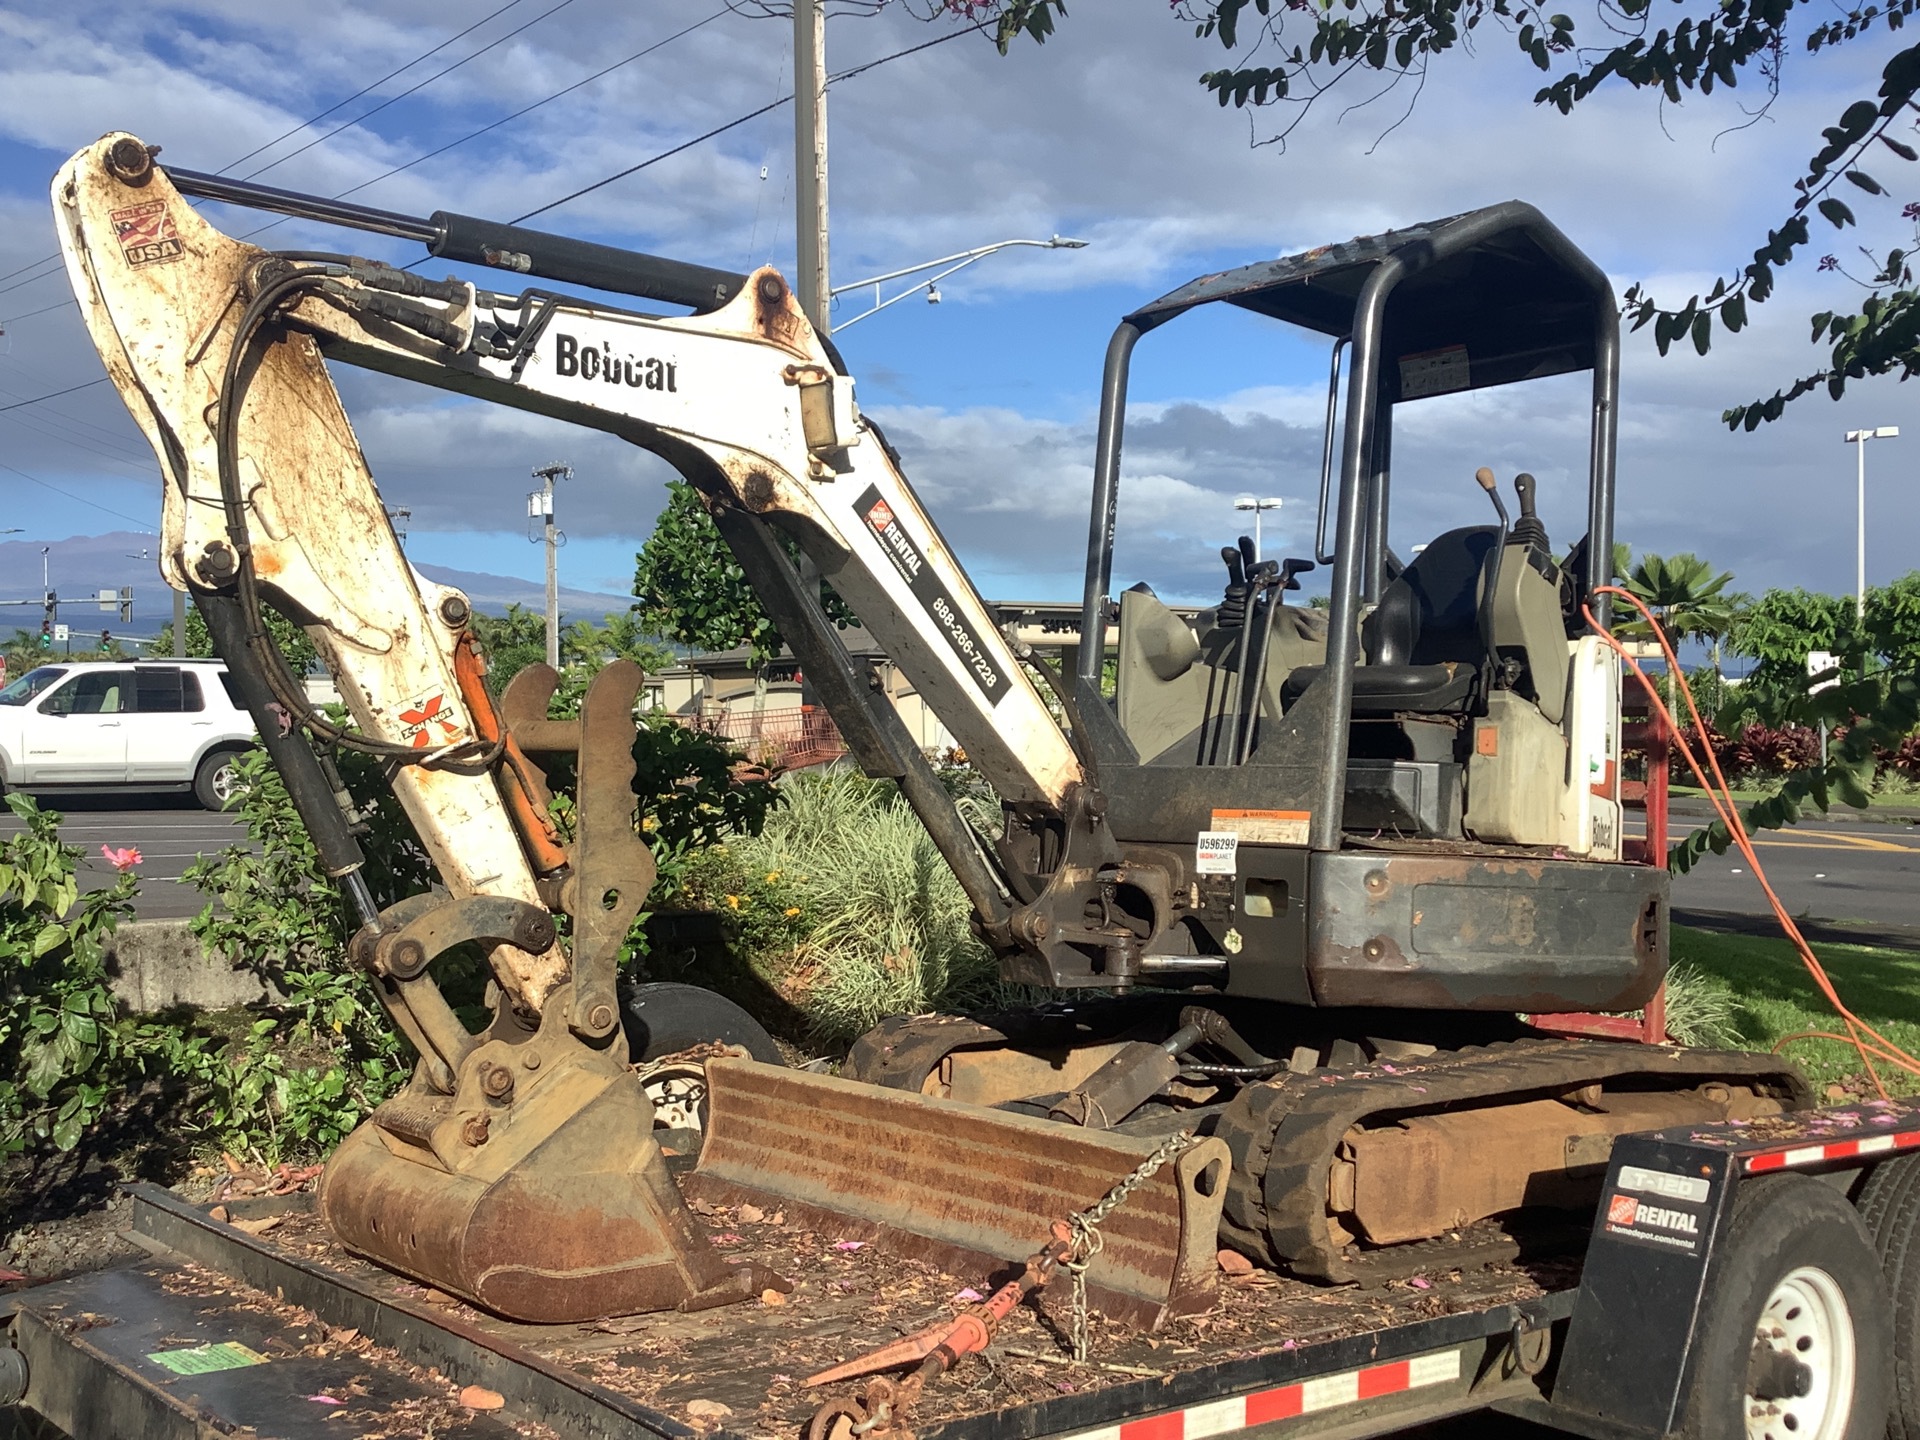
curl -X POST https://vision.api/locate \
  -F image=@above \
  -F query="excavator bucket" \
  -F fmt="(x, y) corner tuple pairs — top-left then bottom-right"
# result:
(691, 1058), (1231, 1328)
(320, 1027), (754, 1323)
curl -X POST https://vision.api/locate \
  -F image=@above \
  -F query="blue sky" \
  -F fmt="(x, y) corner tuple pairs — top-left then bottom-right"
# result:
(2, 0), (1917, 623)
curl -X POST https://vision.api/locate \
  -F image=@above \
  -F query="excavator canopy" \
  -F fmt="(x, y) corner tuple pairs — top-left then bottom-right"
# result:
(1125, 203), (1612, 399)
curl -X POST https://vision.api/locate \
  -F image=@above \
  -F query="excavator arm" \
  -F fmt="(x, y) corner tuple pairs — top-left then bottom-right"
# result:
(48, 133), (1208, 1324)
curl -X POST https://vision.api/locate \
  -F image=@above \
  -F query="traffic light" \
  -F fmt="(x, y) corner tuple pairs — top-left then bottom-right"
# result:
(118, 587), (133, 624)
(38, 620), (50, 652)
(100, 629), (112, 650)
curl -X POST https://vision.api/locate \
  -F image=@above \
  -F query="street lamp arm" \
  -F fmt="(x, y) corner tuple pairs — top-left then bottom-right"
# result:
(829, 235), (1086, 297)
(831, 251), (1003, 331)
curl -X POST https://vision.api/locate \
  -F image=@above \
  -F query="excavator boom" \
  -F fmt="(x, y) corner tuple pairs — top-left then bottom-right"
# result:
(48, 132), (1194, 1324)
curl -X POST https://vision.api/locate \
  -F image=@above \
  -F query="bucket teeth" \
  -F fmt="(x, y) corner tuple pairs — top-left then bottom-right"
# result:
(321, 1035), (754, 1323)
(691, 1058), (1229, 1328)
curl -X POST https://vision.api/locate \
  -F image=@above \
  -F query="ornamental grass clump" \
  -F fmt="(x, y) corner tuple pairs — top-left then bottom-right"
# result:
(728, 768), (998, 1045)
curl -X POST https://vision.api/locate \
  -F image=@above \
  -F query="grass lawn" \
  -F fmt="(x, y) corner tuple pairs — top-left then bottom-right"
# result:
(1670, 783), (1920, 813)
(1672, 924), (1920, 1092)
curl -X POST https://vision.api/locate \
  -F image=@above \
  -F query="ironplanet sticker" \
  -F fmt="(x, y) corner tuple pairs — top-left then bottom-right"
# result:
(855, 485), (1007, 704)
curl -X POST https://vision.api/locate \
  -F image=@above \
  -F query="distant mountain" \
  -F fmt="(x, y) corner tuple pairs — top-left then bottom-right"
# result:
(0, 532), (633, 639)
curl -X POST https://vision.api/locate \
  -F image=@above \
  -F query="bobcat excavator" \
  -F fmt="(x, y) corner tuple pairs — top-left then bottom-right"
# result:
(51, 133), (1806, 1331)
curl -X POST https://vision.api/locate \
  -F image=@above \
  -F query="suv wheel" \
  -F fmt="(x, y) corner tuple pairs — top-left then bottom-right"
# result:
(194, 751), (244, 811)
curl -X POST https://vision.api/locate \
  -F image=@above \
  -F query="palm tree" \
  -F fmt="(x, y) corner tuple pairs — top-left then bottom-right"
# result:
(1617, 550), (1744, 711)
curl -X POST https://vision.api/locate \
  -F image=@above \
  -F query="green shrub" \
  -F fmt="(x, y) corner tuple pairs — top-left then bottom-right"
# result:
(0, 795), (141, 1156)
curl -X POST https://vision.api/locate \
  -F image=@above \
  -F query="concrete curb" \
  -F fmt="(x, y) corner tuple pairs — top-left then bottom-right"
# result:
(104, 918), (283, 1012)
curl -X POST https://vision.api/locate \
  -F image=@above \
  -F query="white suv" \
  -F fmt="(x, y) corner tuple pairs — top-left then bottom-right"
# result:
(0, 661), (258, 809)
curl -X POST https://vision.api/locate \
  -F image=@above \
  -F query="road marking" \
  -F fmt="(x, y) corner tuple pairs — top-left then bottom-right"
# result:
(1750, 833), (1917, 853)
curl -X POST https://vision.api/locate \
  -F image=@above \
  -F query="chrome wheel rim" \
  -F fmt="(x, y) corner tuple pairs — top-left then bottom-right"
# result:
(209, 760), (241, 806)
(1746, 1265), (1856, 1440)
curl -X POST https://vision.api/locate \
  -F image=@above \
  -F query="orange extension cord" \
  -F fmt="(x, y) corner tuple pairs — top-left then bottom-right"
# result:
(1581, 584), (1920, 1097)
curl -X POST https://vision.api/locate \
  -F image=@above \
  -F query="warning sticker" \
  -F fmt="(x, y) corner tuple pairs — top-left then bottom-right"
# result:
(1209, 808), (1310, 846)
(111, 199), (183, 270)
(1195, 831), (1239, 875)
(147, 1341), (270, 1375)
(1398, 344), (1470, 400)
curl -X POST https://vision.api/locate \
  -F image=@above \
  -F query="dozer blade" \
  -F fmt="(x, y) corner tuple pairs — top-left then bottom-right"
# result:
(691, 1058), (1231, 1328)
(321, 1048), (753, 1323)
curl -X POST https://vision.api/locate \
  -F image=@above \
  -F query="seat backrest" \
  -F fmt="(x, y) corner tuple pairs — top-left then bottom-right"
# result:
(1386, 525), (1497, 667)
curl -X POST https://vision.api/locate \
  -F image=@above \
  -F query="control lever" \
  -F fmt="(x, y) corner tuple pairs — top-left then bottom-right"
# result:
(1231, 559), (1281, 765)
(1473, 467), (1511, 676)
(1510, 471), (1549, 551)
(1216, 540), (1253, 629)
(1277, 556), (1315, 592)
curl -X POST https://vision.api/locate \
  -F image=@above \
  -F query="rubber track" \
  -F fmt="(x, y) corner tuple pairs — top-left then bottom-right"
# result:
(1216, 1038), (1812, 1284)
(1858, 1151), (1920, 1440)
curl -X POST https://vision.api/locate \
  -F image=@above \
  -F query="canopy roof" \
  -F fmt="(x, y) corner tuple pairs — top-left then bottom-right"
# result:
(1128, 204), (1608, 399)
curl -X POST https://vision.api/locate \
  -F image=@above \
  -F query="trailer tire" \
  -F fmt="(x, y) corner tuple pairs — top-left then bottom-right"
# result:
(1679, 1174), (1891, 1440)
(623, 983), (784, 1066)
(1855, 1154), (1920, 1439)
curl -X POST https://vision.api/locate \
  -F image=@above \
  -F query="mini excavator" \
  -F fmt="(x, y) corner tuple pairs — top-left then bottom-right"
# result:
(52, 133), (1806, 1328)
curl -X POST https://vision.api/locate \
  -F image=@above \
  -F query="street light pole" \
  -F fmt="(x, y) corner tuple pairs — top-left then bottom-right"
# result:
(530, 463), (572, 669)
(1844, 426), (1899, 621)
(1233, 496), (1286, 563)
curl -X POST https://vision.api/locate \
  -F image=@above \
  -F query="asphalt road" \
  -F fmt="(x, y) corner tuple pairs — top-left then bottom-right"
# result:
(0, 792), (248, 920)
(1661, 804), (1920, 946)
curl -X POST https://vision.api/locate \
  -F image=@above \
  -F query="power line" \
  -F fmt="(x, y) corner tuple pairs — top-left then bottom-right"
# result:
(0, 253), (62, 291)
(241, 0), (581, 183)
(219, 0), (532, 175)
(328, 9), (729, 203)
(0, 379), (108, 414)
(0, 258), (65, 300)
(513, 20), (986, 224)
(0, 298), (76, 327)
(0, 1), (539, 294)
(0, 461), (154, 529)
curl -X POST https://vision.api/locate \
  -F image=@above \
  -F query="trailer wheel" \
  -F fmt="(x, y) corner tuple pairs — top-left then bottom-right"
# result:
(1680, 1174), (1891, 1440)
(624, 983), (784, 1135)
(1855, 1153), (1920, 1439)
(623, 983), (784, 1066)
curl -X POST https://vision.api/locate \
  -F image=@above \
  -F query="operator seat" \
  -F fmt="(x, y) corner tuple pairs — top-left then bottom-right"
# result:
(1281, 525), (1497, 714)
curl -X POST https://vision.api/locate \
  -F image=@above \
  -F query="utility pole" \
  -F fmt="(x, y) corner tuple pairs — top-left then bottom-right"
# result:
(530, 463), (571, 669)
(793, 0), (829, 332)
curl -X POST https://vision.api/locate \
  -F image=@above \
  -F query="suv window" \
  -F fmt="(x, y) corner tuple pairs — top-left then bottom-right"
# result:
(217, 672), (244, 709)
(0, 667), (66, 706)
(133, 667), (205, 713)
(41, 670), (134, 716)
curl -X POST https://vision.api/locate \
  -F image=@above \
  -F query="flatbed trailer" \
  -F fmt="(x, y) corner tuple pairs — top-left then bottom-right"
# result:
(8, 1097), (1920, 1440)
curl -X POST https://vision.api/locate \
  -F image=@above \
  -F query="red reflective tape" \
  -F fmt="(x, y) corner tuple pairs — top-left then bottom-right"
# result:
(1244, 1386), (1305, 1425)
(1121, 1412), (1185, 1440)
(1356, 1360), (1411, 1400)
(1745, 1127), (1920, 1173)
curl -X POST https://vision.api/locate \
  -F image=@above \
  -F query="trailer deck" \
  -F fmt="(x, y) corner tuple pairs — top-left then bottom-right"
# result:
(3, 1185), (1574, 1440)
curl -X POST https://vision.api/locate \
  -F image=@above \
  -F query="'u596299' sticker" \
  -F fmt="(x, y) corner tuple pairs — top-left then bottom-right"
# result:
(1195, 831), (1239, 875)
(112, 200), (182, 269)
